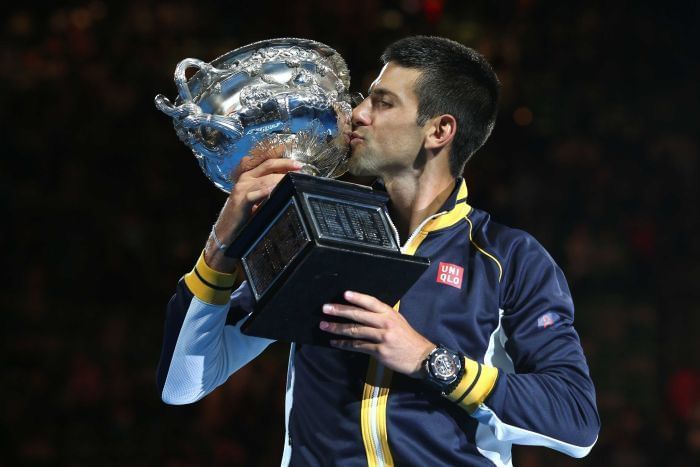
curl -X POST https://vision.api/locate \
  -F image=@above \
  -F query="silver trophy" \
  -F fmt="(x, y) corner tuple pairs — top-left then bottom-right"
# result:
(155, 37), (353, 193)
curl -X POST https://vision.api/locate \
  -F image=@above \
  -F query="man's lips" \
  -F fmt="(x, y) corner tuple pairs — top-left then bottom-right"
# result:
(349, 132), (364, 145)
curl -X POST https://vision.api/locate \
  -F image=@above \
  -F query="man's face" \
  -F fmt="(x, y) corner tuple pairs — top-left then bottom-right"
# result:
(348, 63), (426, 177)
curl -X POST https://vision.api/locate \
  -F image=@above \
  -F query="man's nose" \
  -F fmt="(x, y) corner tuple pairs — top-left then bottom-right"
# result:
(351, 98), (371, 127)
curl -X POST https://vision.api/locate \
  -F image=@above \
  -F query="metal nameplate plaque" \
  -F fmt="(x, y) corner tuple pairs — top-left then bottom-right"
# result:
(242, 198), (310, 300)
(304, 193), (397, 251)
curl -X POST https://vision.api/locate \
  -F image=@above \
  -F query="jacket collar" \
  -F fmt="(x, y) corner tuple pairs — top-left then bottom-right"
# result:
(372, 177), (472, 237)
(422, 177), (471, 233)
(438, 177), (469, 212)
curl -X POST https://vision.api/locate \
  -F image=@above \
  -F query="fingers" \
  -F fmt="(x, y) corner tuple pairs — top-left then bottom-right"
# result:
(246, 186), (273, 205)
(247, 172), (286, 197)
(319, 319), (382, 342)
(232, 143), (287, 182)
(249, 142), (286, 160)
(231, 158), (250, 183)
(328, 339), (377, 354)
(242, 157), (302, 181)
(342, 290), (391, 313)
(235, 137), (298, 182)
(231, 172), (286, 206)
(322, 303), (385, 327)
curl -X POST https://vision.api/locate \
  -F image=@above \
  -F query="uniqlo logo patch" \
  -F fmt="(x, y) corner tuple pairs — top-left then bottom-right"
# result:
(436, 262), (464, 289)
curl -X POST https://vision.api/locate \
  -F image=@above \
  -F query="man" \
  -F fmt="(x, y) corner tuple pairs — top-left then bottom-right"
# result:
(157, 36), (600, 466)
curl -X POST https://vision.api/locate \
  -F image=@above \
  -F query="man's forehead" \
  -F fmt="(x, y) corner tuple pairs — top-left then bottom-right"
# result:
(367, 62), (420, 97)
(368, 63), (391, 93)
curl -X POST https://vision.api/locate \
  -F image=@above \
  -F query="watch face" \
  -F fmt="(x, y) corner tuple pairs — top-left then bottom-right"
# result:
(430, 350), (459, 381)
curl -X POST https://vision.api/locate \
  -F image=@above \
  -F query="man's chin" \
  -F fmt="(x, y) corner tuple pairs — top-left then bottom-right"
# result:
(347, 161), (376, 177)
(347, 151), (377, 177)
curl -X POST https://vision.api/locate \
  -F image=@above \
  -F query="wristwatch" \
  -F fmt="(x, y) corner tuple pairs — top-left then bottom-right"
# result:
(423, 345), (464, 394)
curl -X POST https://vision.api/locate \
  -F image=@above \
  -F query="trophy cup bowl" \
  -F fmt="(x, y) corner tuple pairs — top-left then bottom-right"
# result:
(155, 37), (353, 193)
(155, 38), (429, 346)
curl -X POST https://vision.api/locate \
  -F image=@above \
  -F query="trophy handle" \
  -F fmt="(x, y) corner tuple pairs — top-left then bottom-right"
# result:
(154, 57), (227, 115)
(173, 58), (219, 103)
(155, 58), (244, 156)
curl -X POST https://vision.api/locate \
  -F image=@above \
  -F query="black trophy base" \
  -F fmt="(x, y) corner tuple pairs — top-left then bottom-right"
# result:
(240, 241), (428, 346)
(229, 172), (430, 346)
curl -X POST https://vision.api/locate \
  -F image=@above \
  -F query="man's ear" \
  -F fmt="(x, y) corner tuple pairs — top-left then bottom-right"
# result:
(424, 114), (456, 151)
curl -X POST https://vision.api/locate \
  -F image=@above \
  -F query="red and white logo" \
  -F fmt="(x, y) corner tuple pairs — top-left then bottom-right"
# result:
(436, 262), (464, 289)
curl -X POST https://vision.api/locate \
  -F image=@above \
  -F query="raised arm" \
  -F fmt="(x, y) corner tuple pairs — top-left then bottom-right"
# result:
(156, 154), (302, 404)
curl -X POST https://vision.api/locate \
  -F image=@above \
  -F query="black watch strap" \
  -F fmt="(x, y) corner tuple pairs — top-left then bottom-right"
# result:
(441, 358), (466, 395)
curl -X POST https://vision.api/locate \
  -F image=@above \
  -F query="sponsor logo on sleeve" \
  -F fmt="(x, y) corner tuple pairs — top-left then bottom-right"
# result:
(537, 312), (560, 329)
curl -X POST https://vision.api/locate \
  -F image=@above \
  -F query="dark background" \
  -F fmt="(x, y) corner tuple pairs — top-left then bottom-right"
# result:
(3, 0), (699, 465)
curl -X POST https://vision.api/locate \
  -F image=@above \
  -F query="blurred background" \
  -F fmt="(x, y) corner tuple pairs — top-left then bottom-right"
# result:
(3, 0), (699, 465)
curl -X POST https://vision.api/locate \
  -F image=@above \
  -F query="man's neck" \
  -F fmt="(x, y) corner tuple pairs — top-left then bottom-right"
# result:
(383, 171), (456, 244)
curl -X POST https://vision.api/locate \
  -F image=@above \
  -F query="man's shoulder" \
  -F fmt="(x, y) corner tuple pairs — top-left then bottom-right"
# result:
(467, 206), (542, 248)
(467, 206), (557, 268)
(468, 207), (571, 310)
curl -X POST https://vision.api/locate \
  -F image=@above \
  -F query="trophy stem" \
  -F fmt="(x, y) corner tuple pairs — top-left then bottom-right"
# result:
(297, 162), (320, 176)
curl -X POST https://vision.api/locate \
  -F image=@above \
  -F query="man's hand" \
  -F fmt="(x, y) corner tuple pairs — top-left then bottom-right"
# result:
(204, 145), (299, 272)
(320, 291), (435, 378)
(231, 143), (287, 183)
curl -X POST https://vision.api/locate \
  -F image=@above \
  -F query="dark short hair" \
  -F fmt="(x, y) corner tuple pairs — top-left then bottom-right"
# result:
(381, 36), (500, 177)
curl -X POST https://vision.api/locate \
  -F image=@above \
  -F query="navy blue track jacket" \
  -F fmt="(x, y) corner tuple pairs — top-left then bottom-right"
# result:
(157, 178), (600, 466)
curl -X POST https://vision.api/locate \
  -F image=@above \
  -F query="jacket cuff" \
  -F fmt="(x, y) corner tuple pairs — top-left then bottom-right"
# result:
(444, 357), (499, 413)
(183, 250), (239, 305)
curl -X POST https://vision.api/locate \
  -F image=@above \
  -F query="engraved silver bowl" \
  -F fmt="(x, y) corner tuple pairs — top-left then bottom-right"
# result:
(155, 38), (353, 193)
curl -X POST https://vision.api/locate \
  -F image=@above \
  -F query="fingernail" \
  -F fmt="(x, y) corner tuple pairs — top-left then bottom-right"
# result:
(344, 291), (354, 299)
(322, 304), (332, 313)
(319, 321), (329, 330)
(292, 161), (304, 169)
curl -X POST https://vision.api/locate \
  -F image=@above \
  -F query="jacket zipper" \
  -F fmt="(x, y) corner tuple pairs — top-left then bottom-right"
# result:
(400, 211), (446, 252)
(363, 210), (447, 466)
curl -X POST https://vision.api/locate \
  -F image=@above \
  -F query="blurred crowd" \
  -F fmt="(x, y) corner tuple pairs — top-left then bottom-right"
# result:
(3, 0), (699, 465)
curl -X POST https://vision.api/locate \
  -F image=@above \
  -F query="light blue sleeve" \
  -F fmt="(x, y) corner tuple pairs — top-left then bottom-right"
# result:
(160, 282), (274, 405)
